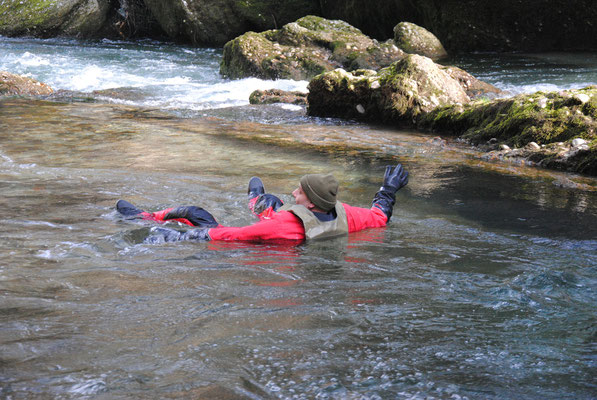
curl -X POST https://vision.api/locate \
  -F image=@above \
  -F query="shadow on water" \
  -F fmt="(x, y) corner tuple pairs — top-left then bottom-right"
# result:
(403, 164), (597, 241)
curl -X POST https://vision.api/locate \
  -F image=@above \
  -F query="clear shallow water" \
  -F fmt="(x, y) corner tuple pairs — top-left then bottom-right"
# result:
(1, 38), (597, 399)
(1, 99), (596, 399)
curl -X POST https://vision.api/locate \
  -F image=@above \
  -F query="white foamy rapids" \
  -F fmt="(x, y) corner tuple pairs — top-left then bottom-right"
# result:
(15, 51), (51, 67)
(1, 41), (308, 110)
(132, 77), (309, 111)
(52, 61), (190, 92)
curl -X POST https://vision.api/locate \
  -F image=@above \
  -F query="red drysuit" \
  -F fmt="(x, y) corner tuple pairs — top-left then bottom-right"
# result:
(208, 203), (388, 241)
(140, 201), (388, 242)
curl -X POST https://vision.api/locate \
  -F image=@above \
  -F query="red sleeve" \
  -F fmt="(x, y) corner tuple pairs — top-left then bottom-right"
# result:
(208, 210), (306, 241)
(343, 203), (388, 233)
(141, 208), (194, 226)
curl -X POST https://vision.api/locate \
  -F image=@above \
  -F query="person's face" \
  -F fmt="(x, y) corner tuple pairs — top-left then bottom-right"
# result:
(292, 185), (314, 209)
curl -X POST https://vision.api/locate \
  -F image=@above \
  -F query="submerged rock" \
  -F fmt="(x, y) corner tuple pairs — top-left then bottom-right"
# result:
(220, 15), (405, 80)
(0, 71), (53, 96)
(393, 22), (447, 60)
(307, 54), (484, 124)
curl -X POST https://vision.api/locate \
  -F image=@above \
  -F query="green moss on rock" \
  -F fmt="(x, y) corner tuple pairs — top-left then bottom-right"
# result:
(0, 0), (110, 38)
(0, 0), (56, 33)
(420, 87), (597, 148)
(419, 86), (597, 174)
(393, 22), (448, 60)
(308, 55), (474, 125)
(220, 15), (405, 80)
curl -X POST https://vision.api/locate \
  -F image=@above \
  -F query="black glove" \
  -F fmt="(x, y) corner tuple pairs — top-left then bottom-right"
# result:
(248, 176), (284, 214)
(372, 164), (409, 222)
(144, 227), (210, 244)
(180, 228), (211, 241)
(253, 193), (284, 214)
(381, 164), (409, 193)
(163, 206), (219, 227)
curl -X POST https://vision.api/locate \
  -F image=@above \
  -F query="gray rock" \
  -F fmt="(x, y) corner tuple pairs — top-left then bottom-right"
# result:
(393, 22), (448, 60)
(575, 93), (591, 104)
(249, 89), (307, 105)
(307, 54), (471, 122)
(0, 71), (53, 96)
(440, 65), (503, 99)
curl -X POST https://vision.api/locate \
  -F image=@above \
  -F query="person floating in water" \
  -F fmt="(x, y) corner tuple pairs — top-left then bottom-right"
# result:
(116, 164), (408, 242)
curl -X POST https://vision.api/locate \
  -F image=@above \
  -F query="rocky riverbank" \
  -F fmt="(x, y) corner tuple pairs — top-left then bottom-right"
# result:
(420, 87), (597, 175)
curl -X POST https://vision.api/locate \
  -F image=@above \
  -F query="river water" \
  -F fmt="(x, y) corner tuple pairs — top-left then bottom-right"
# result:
(1, 37), (596, 399)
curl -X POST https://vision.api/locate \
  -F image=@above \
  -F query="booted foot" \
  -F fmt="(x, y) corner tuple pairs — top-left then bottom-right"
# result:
(116, 199), (145, 217)
(247, 177), (265, 200)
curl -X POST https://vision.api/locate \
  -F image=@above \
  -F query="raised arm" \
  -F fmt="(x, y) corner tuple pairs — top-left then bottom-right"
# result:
(371, 164), (409, 222)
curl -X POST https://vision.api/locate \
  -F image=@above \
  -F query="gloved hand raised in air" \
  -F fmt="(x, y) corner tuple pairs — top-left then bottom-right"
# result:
(372, 163), (409, 222)
(381, 164), (409, 194)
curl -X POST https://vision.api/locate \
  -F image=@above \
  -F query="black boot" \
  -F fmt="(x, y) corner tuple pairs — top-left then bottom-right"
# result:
(248, 176), (265, 200)
(116, 199), (145, 217)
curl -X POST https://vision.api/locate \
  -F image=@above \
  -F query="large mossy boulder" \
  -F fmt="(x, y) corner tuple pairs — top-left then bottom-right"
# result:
(0, 0), (110, 37)
(307, 54), (492, 124)
(393, 22), (447, 60)
(0, 71), (54, 96)
(220, 15), (405, 80)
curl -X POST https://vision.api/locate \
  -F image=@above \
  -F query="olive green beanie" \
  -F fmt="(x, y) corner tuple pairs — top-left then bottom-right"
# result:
(300, 174), (338, 212)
